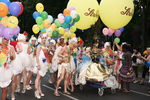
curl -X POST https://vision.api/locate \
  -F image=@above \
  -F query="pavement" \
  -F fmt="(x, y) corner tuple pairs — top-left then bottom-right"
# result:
(1, 73), (150, 100)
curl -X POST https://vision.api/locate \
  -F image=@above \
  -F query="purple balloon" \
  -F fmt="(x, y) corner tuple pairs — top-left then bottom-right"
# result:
(108, 33), (112, 37)
(69, 6), (76, 11)
(3, 28), (14, 40)
(115, 30), (121, 37)
(9, 2), (21, 16)
(65, 28), (70, 32)
(0, 24), (5, 37)
(13, 26), (20, 35)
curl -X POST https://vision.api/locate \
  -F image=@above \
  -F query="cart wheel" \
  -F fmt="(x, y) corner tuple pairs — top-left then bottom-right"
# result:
(98, 88), (104, 96)
(79, 85), (83, 91)
(111, 89), (116, 94)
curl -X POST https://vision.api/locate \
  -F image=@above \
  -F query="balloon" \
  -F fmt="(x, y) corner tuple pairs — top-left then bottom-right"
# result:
(0, 16), (2, 21)
(108, 28), (115, 34)
(52, 31), (59, 38)
(43, 19), (51, 28)
(58, 13), (64, 19)
(13, 26), (20, 35)
(70, 10), (77, 19)
(69, 6), (76, 11)
(40, 28), (46, 33)
(62, 22), (69, 29)
(36, 3), (44, 13)
(9, 2), (21, 16)
(7, 16), (18, 29)
(0, 3), (8, 17)
(70, 20), (75, 27)
(64, 32), (69, 38)
(59, 27), (65, 35)
(0, 16), (7, 27)
(147, 61), (150, 67)
(102, 28), (109, 36)
(71, 33), (76, 39)
(48, 33), (52, 37)
(65, 28), (69, 32)
(70, 26), (76, 33)
(48, 15), (53, 23)
(108, 33), (113, 37)
(46, 27), (53, 34)
(33, 11), (41, 20)
(73, 14), (80, 22)
(0, 24), (5, 36)
(41, 11), (48, 20)
(114, 38), (120, 44)
(65, 15), (72, 24)
(0, 0), (10, 6)
(58, 15), (65, 24)
(38, 24), (44, 30)
(63, 9), (71, 16)
(67, 0), (99, 30)
(36, 17), (43, 25)
(3, 28), (14, 40)
(119, 27), (124, 32)
(32, 24), (40, 34)
(115, 30), (121, 37)
(54, 19), (61, 27)
(51, 23), (57, 31)
(16, 2), (23, 16)
(99, 0), (134, 30)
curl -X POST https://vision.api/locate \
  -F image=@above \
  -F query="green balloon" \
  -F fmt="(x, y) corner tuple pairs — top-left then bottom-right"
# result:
(56, 28), (59, 33)
(36, 17), (43, 25)
(70, 26), (76, 33)
(114, 38), (120, 44)
(41, 11), (48, 20)
(55, 19), (62, 27)
(73, 14), (80, 22)
(52, 31), (59, 38)
(0, 16), (2, 21)
(38, 24), (44, 30)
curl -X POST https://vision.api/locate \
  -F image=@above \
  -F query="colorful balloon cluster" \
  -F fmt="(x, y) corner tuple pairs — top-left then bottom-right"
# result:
(32, 3), (52, 34)
(0, 0), (23, 40)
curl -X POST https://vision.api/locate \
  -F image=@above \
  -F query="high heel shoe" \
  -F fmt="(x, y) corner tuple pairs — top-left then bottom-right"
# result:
(40, 93), (45, 97)
(35, 91), (41, 99)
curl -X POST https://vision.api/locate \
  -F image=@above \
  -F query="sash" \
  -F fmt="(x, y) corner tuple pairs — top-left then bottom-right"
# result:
(40, 44), (50, 64)
(0, 47), (9, 68)
(115, 56), (120, 72)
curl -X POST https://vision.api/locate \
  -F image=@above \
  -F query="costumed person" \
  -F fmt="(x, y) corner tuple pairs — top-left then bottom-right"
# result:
(54, 37), (77, 96)
(16, 34), (30, 93)
(26, 36), (37, 90)
(119, 44), (135, 93)
(136, 47), (150, 93)
(0, 37), (15, 100)
(34, 34), (48, 99)
(51, 36), (65, 87)
(48, 39), (56, 84)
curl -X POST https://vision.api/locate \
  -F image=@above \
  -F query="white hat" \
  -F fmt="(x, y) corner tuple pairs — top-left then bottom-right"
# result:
(50, 39), (56, 45)
(17, 34), (26, 41)
(104, 42), (110, 48)
(30, 37), (37, 41)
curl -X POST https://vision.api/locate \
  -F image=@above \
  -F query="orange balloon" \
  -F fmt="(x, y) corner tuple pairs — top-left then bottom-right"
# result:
(51, 23), (57, 31)
(63, 9), (70, 16)
(0, 16), (8, 27)
(43, 19), (51, 29)
(0, 3), (8, 17)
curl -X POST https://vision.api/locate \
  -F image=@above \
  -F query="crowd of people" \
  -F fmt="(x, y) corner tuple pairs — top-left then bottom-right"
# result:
(0, 33), (150, 100)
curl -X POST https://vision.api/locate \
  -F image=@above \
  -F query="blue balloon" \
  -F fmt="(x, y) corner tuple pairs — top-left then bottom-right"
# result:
(119, 27), (124, 32)
(33, 11), (41, 20)
(0, 0), (10, 6)
(62, 22), (69, 29)
(9, 2), (21, 16)
(70, 21), (75, 27)
(40, 28), (46, 33)
(48, 15), (53, 23)
(0, 16), (2, 21)
(147, 61), (150, 67)
(65, 15), (72, 24)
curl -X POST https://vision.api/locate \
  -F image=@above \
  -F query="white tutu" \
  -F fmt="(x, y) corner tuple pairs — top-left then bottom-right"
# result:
(0, 66), (13, 88)
(11, 53), (23, 75)
(51, 46), (62, 73)
(26, 54), (36, 72)
(33, 49), (48, 77)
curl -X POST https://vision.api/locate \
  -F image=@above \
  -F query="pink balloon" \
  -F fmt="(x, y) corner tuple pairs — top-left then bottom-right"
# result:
(58, 13), (64, 19)
(108, 28), (115, 34)
(58, 16), (65, 24)
(102, 28), (109, 36)
(108, 33), (113, 37)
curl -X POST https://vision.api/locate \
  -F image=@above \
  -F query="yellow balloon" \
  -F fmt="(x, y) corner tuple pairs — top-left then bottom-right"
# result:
(99, 0), (134, 30)
(43, 19), (51, 28)
(0, 16), (8, 27)
(32, 24), (40, 34)
(64, 32), (69, 38)
(48, 33), (52, 37)
(7, 16), (18, 29)
(51, 23), (57, 31)
(67, 0), (99, 30)
(36, 3), (44, 13)
(59, 27), (65, 35)
(38, 24), (44, 30)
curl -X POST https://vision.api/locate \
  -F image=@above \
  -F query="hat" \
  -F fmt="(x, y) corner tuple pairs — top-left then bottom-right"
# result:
(104, 42), (110, 48)
(50, 39), (56, 45)
(17, 34), (26, 41)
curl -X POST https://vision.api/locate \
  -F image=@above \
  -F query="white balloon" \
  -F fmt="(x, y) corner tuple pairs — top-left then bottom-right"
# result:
(46, 27), (53, 34)
(71, 10), (78, 19)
